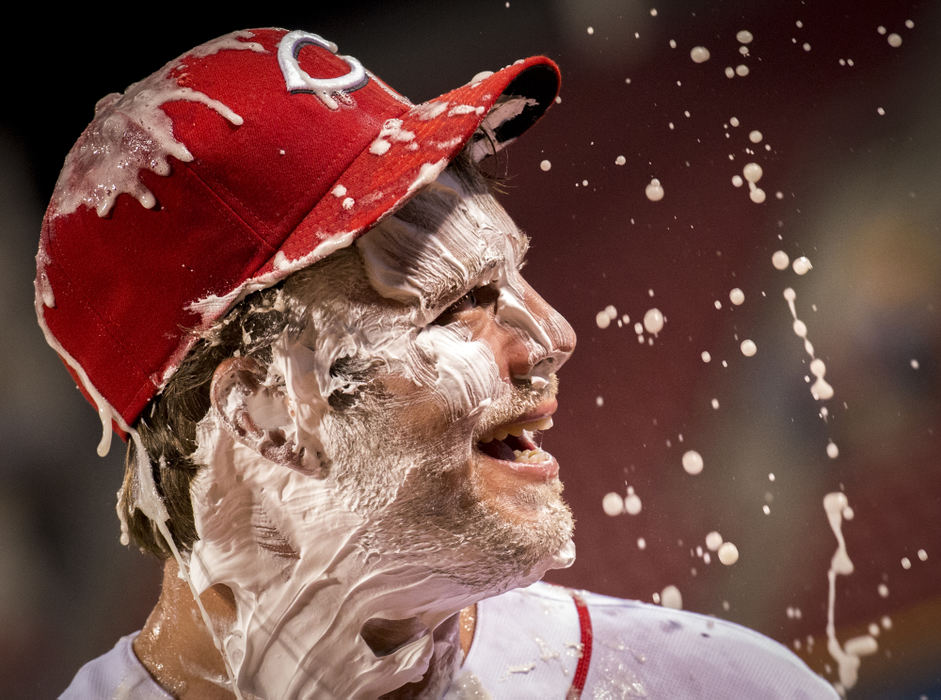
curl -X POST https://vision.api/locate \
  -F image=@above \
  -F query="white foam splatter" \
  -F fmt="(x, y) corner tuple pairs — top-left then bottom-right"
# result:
(645, 178), (665, 201)
(690, 46), (711, 63)
(682, 450), (703, 475)
(51, 31), (258, 218)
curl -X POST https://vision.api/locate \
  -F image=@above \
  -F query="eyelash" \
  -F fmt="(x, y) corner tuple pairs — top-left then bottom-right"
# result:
(435, 284), (497, 324)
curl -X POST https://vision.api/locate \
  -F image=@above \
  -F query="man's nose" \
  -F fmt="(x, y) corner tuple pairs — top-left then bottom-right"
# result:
(497, 283), (576, 383)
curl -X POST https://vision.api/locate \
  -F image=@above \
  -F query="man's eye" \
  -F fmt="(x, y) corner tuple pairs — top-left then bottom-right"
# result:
(434, 285), (500, 324)
(448, 289), (479, 315)
(433, 290), (479, 324)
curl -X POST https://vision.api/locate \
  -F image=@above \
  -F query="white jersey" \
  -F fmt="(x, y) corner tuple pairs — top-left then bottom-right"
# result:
(451, 581), (837, 698)
(61, 581), (836, 699)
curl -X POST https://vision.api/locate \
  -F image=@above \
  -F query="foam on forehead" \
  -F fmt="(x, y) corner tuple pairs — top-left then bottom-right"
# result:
(356, 165), (523, 324)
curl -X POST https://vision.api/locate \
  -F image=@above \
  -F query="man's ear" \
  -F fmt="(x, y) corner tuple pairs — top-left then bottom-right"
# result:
(210, 357), (327, 477)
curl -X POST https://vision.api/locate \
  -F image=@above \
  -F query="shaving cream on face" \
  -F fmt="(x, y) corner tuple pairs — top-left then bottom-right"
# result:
(186, 168), (575, 697)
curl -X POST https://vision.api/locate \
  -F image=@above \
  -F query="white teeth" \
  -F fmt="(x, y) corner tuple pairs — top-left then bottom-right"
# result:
(479, 416), (554, 444)
(512, 448), (547, 463)
(530, 417), (553, 431)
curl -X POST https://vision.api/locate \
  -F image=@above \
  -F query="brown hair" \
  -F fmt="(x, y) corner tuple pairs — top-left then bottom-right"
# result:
(119, 285), (294, 557)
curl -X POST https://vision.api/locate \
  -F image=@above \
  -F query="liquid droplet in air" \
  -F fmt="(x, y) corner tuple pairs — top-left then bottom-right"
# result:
(729, 288), (745, 305)
(624, 492), (643, 515)
(740, 339), (757, 356)
(682, 450), (704, 475)
(660, 585), (683, 609)
(690, 46), (711, 63)
(643, 308), (664, 334)
(539, 159), (552, 172)
(602, 492), (624, 516)
(645, 178), (665, 201)
(743, 162), (763, 182)
(792, 256), (813, 275)
(736, 30), (754, 44)
(887, 33), (902, 47)
(718, 542), (739, 565)
(772, 250), (790, 270)
(705, 531), (723, 551)
(827, 441), (839, 459)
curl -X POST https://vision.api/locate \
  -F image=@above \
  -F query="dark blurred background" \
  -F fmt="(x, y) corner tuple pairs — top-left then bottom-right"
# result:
(2, 1), (938, 697)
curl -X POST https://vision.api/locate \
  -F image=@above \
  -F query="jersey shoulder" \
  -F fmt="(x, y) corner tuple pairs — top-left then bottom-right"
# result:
(452, 582), (838, 699)
(59, 632), (171, 700)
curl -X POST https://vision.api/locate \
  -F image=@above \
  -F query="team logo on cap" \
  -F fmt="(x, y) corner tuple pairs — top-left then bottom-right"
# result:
(277, 31), (368, 109)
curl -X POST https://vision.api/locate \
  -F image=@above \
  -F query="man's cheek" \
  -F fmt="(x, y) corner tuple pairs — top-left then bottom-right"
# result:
(415, 325), (501, 423)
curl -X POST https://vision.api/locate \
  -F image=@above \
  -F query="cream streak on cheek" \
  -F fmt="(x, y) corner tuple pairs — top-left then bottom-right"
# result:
(415, 324), (500, 421)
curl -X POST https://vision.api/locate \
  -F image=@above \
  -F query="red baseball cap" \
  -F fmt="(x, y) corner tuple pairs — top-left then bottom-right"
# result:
(35, 28), (560, 442)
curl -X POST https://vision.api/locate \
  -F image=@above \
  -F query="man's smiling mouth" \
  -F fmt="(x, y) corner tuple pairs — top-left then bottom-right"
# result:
(475, 413), (559, 480)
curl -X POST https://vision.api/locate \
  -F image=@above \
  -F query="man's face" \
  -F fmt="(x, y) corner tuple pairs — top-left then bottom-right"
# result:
(286, 164), (578, 586)
(187, 164), (577, 695)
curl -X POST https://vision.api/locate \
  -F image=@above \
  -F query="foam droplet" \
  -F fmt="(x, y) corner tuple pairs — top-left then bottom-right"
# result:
(660, 585), (683, 609)
(615, 155), (626, 165)
(701, 351), (712, 363)
(729, 288), (745, 305)
(682, 450), (704, 475)
(827, 441), (839, 459)
(743, 162), (763, 182)
(643, 307), (664, 334)
(690, 46), (711, 63)
(901, 557), (911, 570)
(718, 542), (739, 565)
(749, 130), (763, 143)
(624, 492), (643, 515)
(539, 159), (552, 172)
(740, 339), (757, 356)
(595, 311), (611, 329)
(602, 492), (624, 516)
(736, 30), (754, 44)
(645, 178), (665, 201)
(705, 531), (723, 551)
(792, 256), (813, 275)
(887, 33), (902, 47)
(772, 250), (790, 270)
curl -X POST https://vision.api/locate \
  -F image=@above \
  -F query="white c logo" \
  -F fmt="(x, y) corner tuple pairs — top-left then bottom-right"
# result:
(277, 31), (368, 109)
